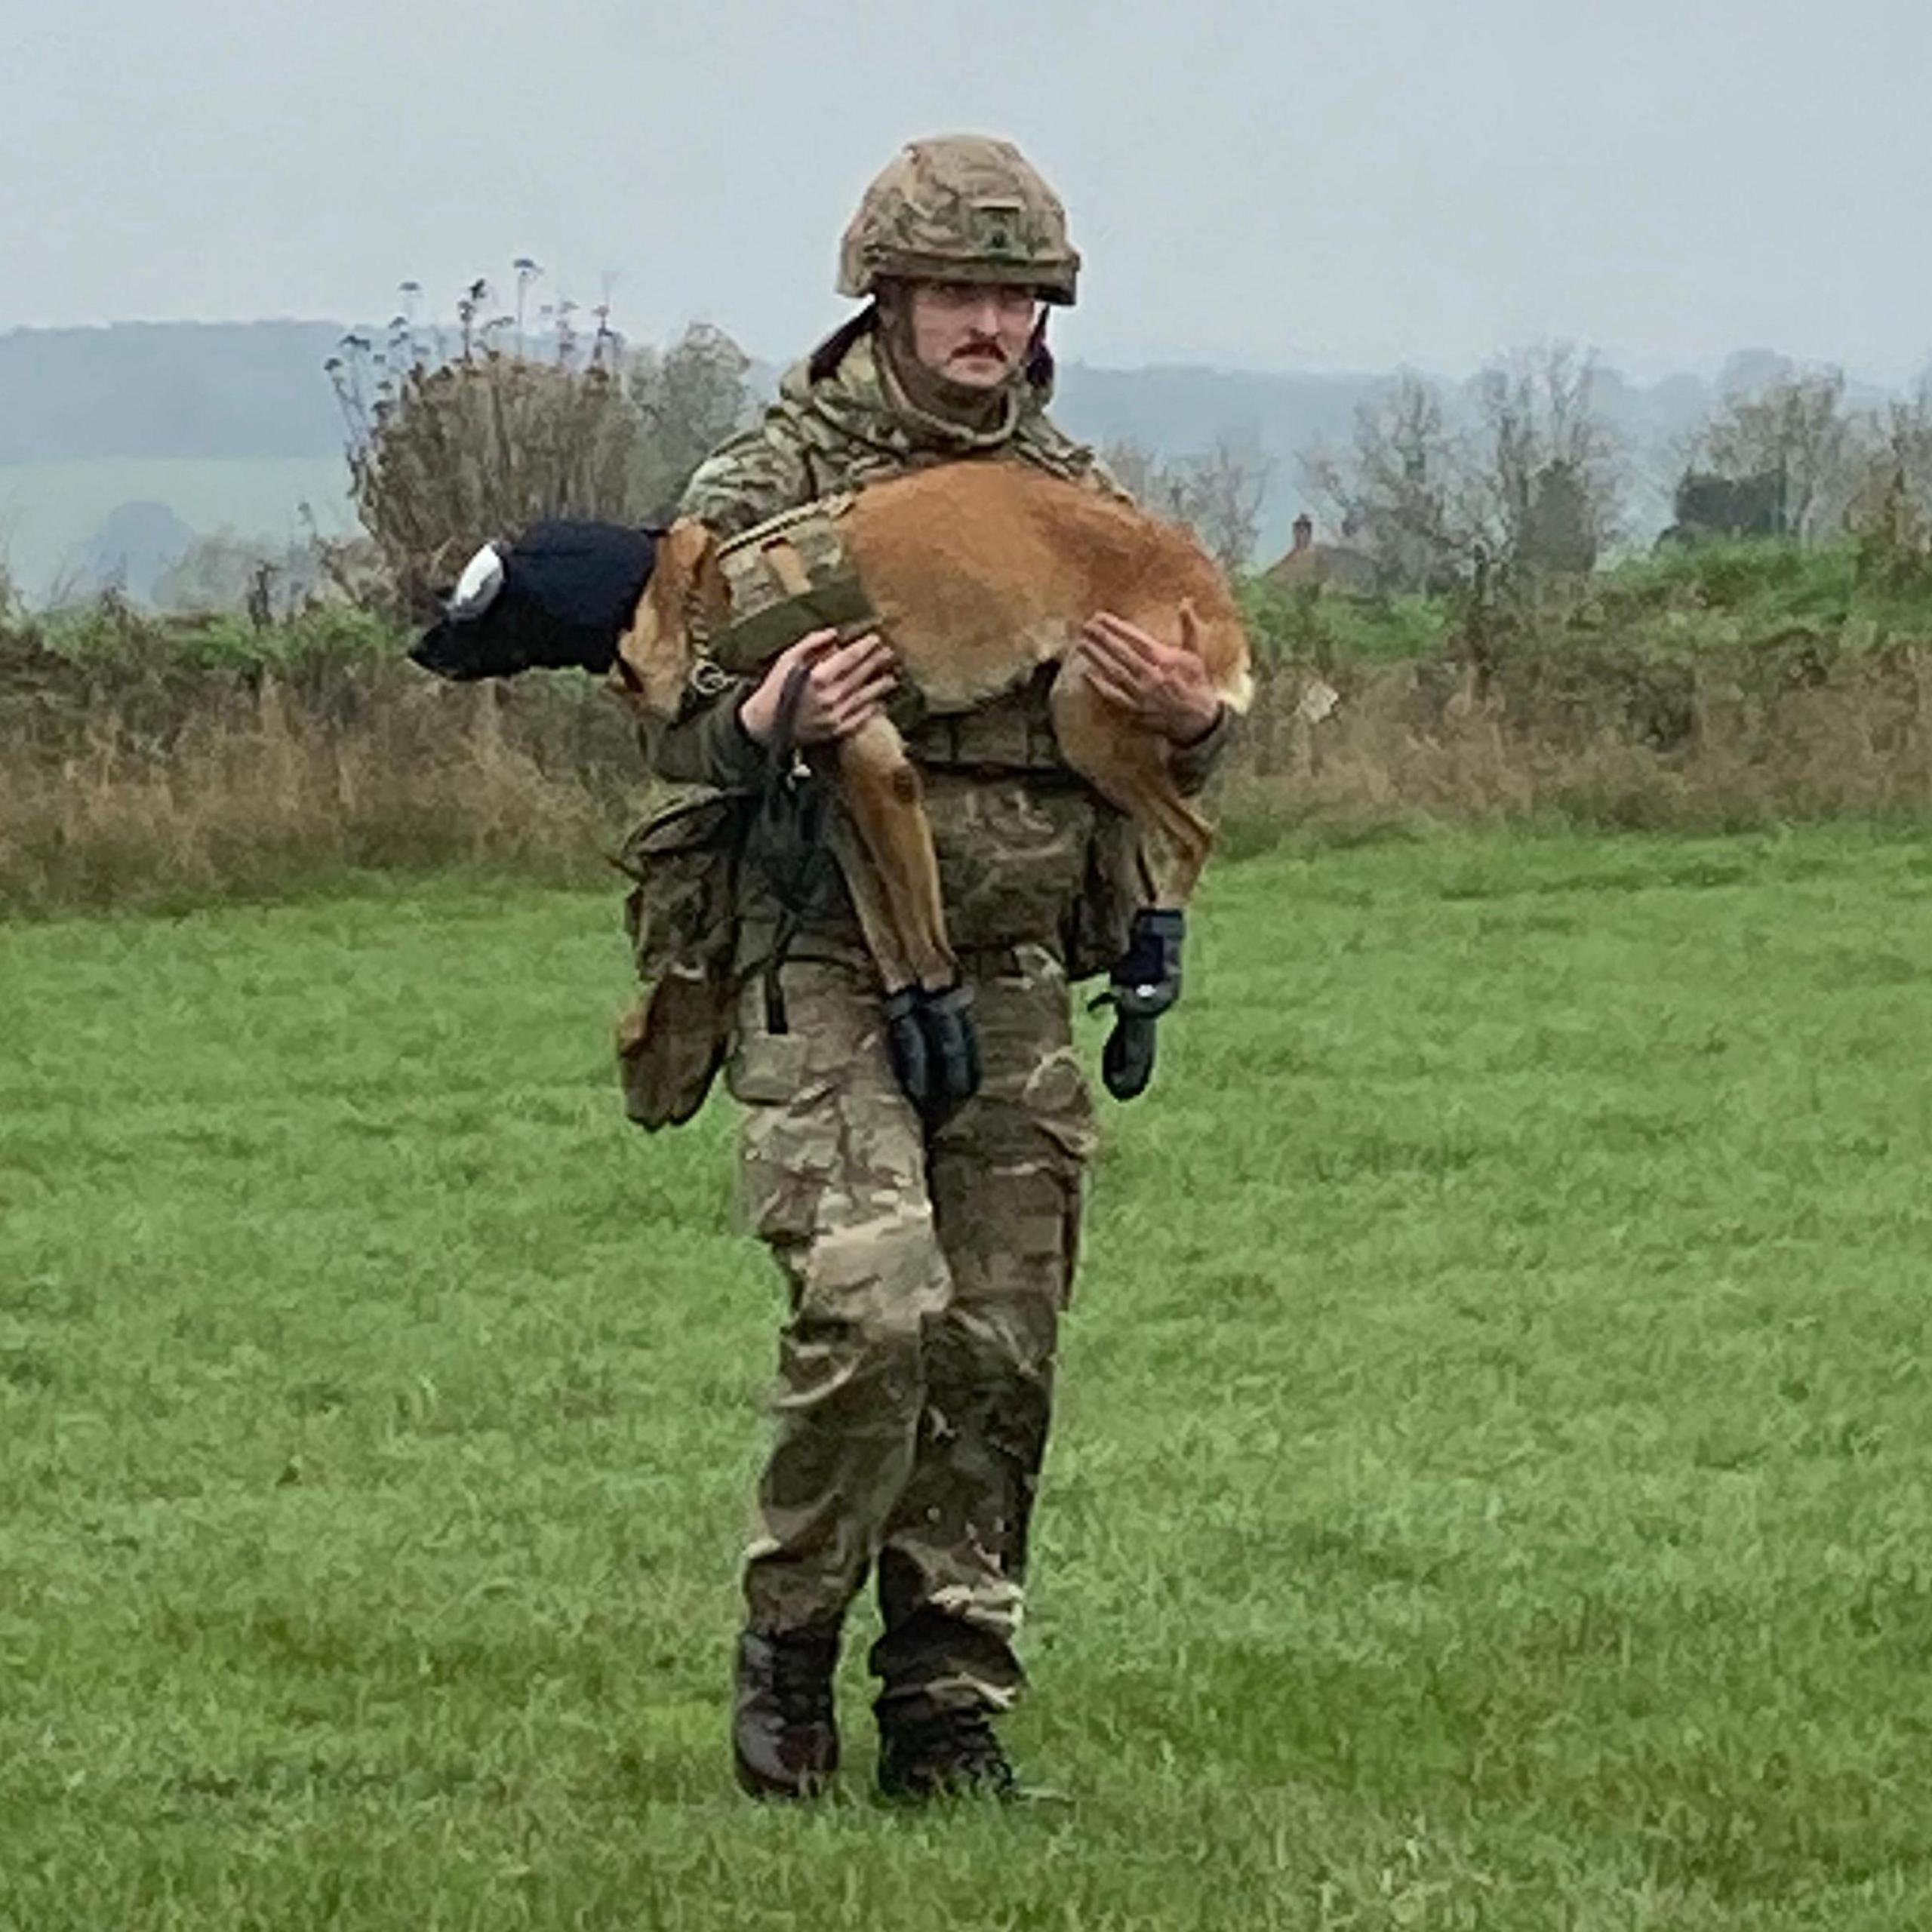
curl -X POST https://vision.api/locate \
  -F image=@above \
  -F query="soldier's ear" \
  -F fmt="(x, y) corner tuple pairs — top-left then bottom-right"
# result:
(618, 519), (715, 718)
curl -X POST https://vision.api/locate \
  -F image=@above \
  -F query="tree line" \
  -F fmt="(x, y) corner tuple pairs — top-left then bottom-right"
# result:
(1105, 347), (1932, 598)
(121, 271), (1932, 620)
(1292, 352), (1932, 592)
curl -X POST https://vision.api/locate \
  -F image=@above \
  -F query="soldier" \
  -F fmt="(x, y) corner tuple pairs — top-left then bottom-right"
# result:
(646, 134), (1232, 1801)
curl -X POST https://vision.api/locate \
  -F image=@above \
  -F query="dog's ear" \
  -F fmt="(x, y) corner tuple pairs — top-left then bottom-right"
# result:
(616, 519), (721, 718)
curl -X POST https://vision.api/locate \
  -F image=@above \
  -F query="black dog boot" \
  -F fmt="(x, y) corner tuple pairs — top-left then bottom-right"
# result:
(882, 984), (981, 1120)
(915, 983), (981, 1115)
(733, 1628), (841, 1800)
(882, 989), (932, 1114)
(1094, 907), (1186, 1102)
(876, 1703), (1017, 1803)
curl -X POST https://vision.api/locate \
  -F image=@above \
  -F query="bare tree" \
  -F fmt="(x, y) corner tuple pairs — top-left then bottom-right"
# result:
(1471, 343), (1622, 574)
(628, 322), (754, 520)
(330, 277), (754, 609)
(1300, 373), (1477, 591)
(1690, 366), (1853, 540)
(1098, 438), (1169, 512)
(1168, 441), (1273, 574)
(1841, 378), (1932, 583)
(1103, 438), (1272, 574)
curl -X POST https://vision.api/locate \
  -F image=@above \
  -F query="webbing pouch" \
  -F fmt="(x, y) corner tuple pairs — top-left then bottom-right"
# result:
(711, 503), (878, 676)
(712, 580), (877, 674)
(614, 786), (754, 1131)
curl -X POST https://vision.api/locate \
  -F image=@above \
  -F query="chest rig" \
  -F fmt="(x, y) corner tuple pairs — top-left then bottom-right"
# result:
(709, 497), (874, 671)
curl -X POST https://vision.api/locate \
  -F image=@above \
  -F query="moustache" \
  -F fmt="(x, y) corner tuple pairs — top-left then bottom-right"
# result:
(950, 339), (1008, 362)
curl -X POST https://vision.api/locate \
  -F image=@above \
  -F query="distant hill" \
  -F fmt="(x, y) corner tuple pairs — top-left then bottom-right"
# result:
(0, 318), (1385, 469)
(0, 321), (1398, 561)
(0, 317), (1799, 597)
(77, 500), (196, 602)
(0, 458), (354, 603)
(1053, 361), (1380, 556)
(0, 321), (347, 465)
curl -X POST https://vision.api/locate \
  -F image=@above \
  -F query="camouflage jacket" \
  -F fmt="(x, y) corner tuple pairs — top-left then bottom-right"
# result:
(641, 319), (1230, 983)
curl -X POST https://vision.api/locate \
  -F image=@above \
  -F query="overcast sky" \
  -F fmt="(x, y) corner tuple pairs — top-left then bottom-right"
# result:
(8, 0), (1929, 383)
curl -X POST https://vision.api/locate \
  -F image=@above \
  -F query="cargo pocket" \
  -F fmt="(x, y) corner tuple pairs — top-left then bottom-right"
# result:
(728, 979), (929, 1253)
(728, 1023), (830, 1245)
(727, 1024), (811, 1106)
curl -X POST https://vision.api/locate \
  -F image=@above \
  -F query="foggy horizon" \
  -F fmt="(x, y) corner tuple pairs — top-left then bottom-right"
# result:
(10, 0), (1931, 387)
(5, 311), (1917, 401)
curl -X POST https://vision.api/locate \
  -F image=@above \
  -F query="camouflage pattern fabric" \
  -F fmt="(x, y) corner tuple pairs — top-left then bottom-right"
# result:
(732, 761), (1141, 994)
(645, 315), (1229, 1721)
(727, 946), (1091, 1715)
(679, 329), (1104, 541)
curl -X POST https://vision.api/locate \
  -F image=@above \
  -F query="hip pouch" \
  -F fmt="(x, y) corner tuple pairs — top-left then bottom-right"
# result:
(614, 786), (754, 1130)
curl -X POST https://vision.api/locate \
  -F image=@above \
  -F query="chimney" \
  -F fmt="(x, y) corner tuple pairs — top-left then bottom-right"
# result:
(1292, 512), (1314, 554)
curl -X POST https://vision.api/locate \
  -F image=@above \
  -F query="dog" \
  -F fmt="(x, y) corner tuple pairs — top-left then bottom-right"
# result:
(616, 460), (1253, 1023)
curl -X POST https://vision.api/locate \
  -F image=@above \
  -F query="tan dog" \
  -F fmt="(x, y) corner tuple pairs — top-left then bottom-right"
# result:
(617, 460), (1253, 998)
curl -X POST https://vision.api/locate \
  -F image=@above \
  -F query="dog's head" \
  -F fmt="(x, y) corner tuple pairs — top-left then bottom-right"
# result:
(411, 521), (660, 682)
(615, 518), (732, 718)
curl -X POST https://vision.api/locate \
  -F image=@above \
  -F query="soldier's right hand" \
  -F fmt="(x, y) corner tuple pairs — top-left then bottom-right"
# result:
(738, 629), (897, 747)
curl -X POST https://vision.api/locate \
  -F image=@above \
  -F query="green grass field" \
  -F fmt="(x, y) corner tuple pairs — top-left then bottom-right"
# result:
(3, 829), (1930, 1929)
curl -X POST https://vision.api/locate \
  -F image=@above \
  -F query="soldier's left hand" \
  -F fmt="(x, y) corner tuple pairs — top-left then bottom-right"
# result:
(1078, 609), (1223, 746)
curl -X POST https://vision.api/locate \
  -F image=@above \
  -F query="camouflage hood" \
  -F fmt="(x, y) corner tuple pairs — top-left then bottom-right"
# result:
(777, 315), (1075, 471)
(678, 309), (1100, 540)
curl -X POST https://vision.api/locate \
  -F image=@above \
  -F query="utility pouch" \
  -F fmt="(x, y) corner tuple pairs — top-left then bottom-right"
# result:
(709, 497), (878, 675)
(614, 786), (754, 1130)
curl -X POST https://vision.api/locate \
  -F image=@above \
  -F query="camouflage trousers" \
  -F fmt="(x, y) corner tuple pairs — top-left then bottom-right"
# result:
(725, 943), (1095, 1717)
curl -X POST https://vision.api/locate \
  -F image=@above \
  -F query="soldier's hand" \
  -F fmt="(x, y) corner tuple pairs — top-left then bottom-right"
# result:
(1078, 608), (1223, 746)
(739, 629), (898, 747)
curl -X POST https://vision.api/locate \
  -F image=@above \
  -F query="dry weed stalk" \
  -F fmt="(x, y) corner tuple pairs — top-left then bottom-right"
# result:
(7, 646), (1930, 916)
(2, 674), (632, 913)
(1219, 644), (1932, 848)
(7, 580), (1932, 915)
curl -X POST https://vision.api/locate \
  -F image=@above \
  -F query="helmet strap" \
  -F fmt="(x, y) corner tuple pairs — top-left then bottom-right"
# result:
(1023, 312), (1054, 392)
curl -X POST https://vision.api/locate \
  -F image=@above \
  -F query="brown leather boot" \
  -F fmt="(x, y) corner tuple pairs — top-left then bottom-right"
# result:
(732, 1628), (840, 1799)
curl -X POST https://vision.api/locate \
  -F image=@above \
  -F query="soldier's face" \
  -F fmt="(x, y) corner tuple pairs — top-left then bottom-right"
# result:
(906, 281), (1041, 389)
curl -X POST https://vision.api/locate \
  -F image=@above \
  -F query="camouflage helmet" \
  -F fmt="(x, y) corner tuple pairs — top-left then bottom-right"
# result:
(838, 134), (1081, 306)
